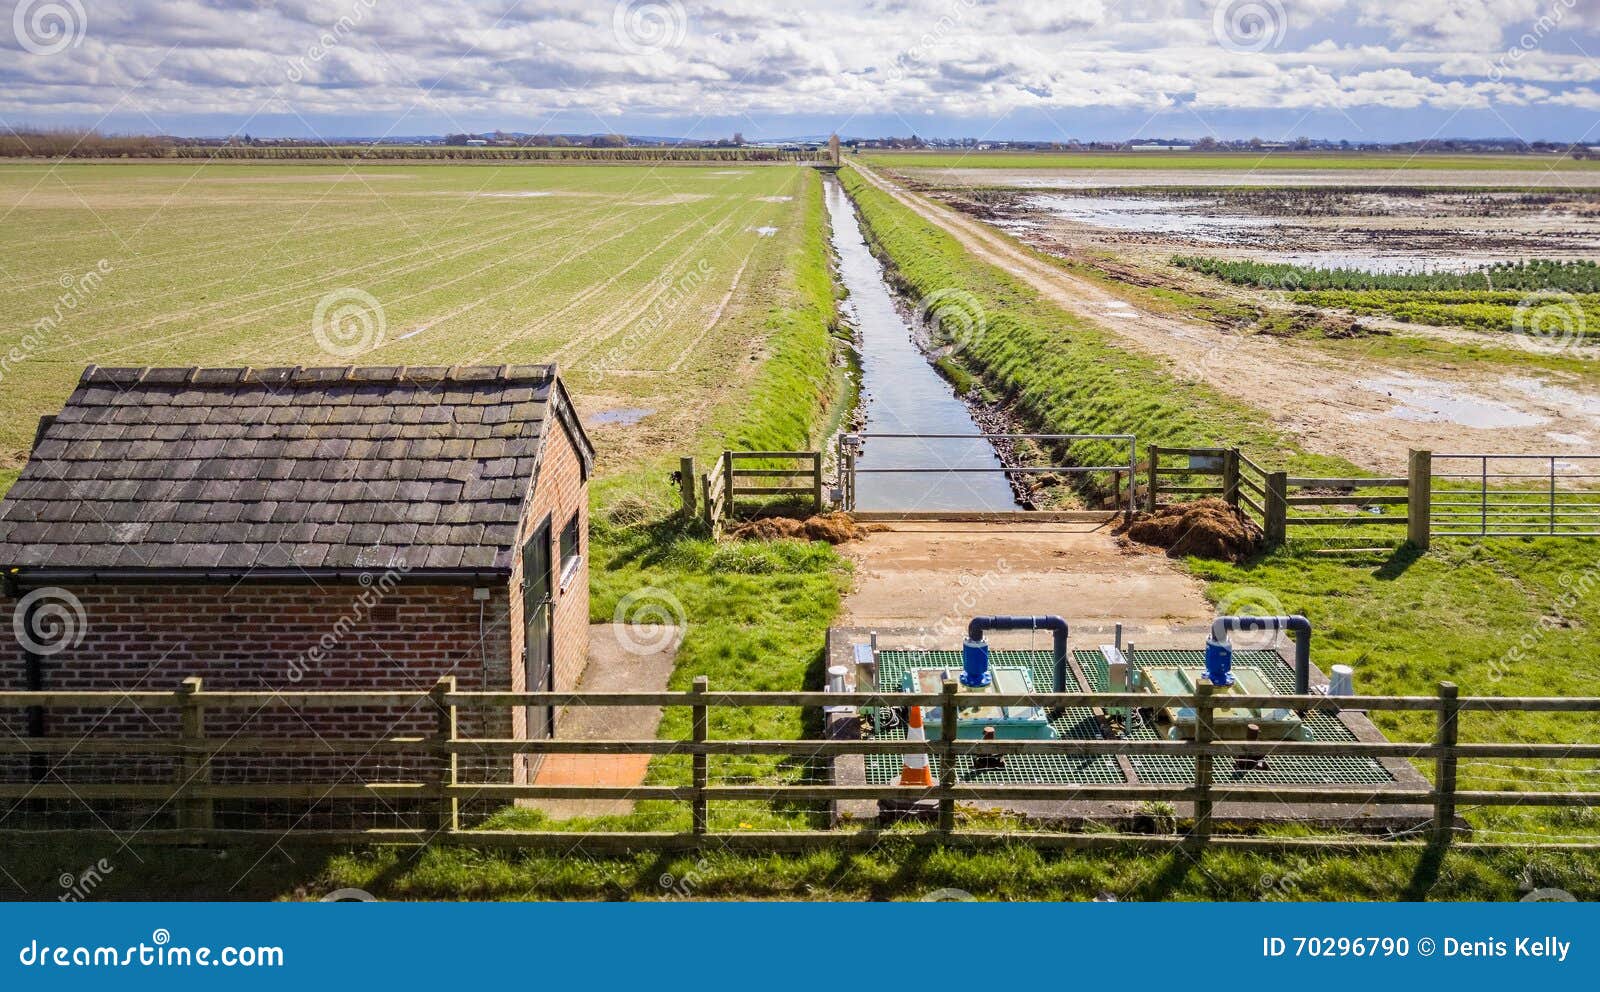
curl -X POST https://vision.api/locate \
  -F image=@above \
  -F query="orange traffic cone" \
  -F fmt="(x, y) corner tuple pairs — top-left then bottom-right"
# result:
(899, 705), (935, 787)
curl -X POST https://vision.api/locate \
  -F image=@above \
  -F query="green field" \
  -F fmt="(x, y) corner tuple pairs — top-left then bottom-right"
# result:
(0, 161), (817, 467)
(857, 150), (1600, 171)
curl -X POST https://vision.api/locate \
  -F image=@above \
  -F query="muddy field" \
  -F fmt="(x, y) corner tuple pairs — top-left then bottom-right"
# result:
(941, 185), (1600, 271)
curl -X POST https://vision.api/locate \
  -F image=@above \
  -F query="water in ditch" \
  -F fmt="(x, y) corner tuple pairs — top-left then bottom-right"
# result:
(824, 177), (1019, 512)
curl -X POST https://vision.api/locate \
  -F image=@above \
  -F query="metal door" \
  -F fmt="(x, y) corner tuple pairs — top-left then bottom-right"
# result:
(521, 517), (554, 741)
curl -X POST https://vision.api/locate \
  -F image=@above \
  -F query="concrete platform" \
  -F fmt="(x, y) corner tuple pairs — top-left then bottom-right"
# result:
(825, 626), (1439, 835)
(839, 519), (1213, 643)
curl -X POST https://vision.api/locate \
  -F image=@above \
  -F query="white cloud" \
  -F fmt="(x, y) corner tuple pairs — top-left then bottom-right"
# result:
(0, 0), (1597, 133)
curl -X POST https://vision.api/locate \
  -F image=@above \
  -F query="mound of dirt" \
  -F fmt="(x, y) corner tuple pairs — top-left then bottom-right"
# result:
(1117, 498), (1262, 563)
(728, 512), (871, 544)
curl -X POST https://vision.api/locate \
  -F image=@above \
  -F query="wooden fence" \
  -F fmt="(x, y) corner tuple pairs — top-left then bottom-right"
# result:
(1150, 447), (1436, 547)
(679, 451), (823, 535)
(5, 679), (1600, 852)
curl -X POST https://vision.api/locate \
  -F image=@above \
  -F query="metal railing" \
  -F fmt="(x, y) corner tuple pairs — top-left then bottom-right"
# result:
(1431, 454), (1600, 538)
(838, 432), (1137, 515)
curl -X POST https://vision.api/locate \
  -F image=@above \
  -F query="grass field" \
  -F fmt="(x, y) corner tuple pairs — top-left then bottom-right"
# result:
(0, 161), (818, 468)
(857, 150), (1600, 171)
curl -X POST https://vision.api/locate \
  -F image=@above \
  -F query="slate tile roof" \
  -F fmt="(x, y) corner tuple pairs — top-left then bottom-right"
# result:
(0, 365), (591, 575)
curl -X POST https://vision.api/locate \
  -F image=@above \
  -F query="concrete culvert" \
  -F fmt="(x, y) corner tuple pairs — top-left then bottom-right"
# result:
(1117, 498), (1263, 562)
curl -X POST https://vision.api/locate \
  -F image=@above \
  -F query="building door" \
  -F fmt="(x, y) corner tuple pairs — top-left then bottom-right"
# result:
(521, 517), (554, 742)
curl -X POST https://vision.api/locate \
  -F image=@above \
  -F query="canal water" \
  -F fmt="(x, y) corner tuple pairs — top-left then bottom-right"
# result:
(824, 177), (1019, 512)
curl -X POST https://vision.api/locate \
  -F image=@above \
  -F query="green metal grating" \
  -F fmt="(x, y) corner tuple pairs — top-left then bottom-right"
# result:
(860, 648), (1394, 789)
(865, 649), (1125, 785)
(1075, 649), (1394, 787)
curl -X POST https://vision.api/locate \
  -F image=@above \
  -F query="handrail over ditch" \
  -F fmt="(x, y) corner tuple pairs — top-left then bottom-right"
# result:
(838, 431), (1138, 516)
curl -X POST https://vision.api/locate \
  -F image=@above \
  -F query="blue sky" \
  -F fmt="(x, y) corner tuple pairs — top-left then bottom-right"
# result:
(4, 0), (1600, 142)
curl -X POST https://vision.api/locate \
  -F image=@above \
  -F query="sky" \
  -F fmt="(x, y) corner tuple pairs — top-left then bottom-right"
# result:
(3, 0), (1600, 143)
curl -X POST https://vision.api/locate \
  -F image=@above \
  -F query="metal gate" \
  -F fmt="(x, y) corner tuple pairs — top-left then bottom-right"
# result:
(837, 432), (1138, 515)
(1430, 453), (1600, 537)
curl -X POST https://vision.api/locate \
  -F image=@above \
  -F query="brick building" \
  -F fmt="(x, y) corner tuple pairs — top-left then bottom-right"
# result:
(0, 364), (593, 826)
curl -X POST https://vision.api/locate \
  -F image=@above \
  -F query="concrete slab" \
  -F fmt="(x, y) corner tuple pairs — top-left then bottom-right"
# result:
(840, 519), (1213, 642)
(526, 623), (679, 820)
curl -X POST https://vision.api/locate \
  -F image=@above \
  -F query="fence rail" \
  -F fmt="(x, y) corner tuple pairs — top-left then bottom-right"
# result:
(7, 679), (1600, 851)
(1148, 447), (1598, 547)
(679, 451), (823, 535)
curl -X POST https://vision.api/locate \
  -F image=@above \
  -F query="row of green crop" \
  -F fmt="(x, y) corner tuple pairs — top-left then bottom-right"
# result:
(1289, 289), (1600, 337)
(1175, 256), (1600, 293)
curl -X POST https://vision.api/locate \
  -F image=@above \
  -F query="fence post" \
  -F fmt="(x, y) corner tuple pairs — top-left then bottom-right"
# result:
(811, 451), (824, 513)
(701, 471), (715, 533)
(679, 456), (697, 519)
(1432, 681), (1459, 850)
(1221, 448), (1241, 510)
(1146, 445), (1160, 511)
(176, 677), (212, 832)
(1191, 680), (1215, 844)
(1264, 471), (1288, 545)
(691, 675), (709, 835)
(723, 451), (735, 521)
(939, 678), (958, 834)
(431, 676), (458, 834)
(1408, 449), (1432, 550)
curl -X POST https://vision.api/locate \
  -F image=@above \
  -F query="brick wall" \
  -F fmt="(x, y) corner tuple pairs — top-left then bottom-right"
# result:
(508, 406), (591, 781)
(0, 581), (513, 827)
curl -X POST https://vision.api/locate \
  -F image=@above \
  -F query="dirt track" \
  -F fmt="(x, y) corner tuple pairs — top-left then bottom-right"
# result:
(851, 162), (1600, 473)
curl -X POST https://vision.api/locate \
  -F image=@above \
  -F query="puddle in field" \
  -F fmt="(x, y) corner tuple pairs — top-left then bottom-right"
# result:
(1502, 377), (1600, 419)
(1548, 432), (1590, 446)
(1261, 251), (1489, 274)
(752, 226), (779, 237)
(825, 177), (1019, 511)
(589, 407), (654, 426)
(1355, 373), (1547, 429)
(1025, 194), (1273, 240)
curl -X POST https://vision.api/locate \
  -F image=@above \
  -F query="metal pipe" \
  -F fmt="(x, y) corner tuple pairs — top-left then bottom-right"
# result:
(1209, 615), (1313, 695)
(966, 615), (1070, 692)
